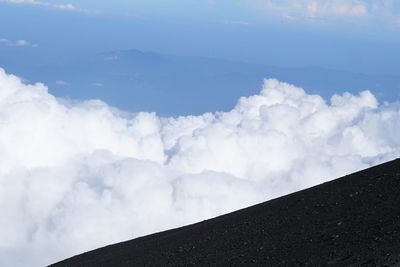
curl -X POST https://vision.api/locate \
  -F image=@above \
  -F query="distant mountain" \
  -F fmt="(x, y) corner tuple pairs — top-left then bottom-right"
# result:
(51, 159), (400, 266)
(2, 49), (400, 116)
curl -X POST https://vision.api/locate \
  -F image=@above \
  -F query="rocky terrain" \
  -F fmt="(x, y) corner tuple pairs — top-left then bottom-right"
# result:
(51, 159), (400, 266)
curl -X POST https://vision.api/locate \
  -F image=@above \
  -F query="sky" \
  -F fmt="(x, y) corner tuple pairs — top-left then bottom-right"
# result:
(1, 1), (400, 266)
(0, 0), (399, 115)
(0, 0), (400, 74)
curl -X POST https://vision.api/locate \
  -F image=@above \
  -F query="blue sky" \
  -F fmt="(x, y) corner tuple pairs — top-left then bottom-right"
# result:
(1, 0), (399, 69)
(2, 0), (399, 27)
(0, 0), (399, 114)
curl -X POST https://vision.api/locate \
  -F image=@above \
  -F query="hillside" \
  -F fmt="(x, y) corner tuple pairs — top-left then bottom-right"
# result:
(51, 158), (400, 266)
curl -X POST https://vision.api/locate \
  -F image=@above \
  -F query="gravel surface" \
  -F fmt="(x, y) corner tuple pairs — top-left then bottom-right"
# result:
(51, 158), (400, 266)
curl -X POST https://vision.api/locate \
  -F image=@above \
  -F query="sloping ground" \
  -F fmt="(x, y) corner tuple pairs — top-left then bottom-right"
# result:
(51, 159), (400, 266)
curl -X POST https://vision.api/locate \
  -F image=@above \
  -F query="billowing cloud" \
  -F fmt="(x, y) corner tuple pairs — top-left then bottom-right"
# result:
(0, 68), (399, 266)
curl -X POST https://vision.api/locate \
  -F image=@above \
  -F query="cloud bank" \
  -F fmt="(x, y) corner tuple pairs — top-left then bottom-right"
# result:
(0, 68), (399, 266)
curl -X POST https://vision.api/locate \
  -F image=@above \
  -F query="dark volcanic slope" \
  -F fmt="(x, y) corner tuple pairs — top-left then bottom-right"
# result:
(52, 159), (400, 266)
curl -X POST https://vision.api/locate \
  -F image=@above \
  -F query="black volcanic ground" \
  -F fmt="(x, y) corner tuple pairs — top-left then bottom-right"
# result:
(52, 159), (400, 266)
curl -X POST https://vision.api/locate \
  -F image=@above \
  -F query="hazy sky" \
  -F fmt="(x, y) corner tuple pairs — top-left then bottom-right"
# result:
(2, 0), (399, 27)
(0, 0), (399, 75)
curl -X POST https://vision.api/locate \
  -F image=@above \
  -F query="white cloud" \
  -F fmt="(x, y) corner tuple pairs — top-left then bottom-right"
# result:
(55, 80), (68, 86)
(395, 17), (400, 27)
(222, 20), (250, 25)
(370, 0), (400, 27)
(91, 82), (104, 87)
(14, 39), (29, 46)
(0, 38), (38, 48)
(0, 67), (399, 266)
(0, 0), (89, 12)
(252, 0), (370, 22)
(306, 1), (368, 18)
(103, 55), (119, 61)
(250, 0), (400, 27)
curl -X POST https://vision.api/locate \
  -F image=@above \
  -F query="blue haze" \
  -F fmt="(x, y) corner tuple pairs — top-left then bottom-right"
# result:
(0, 2), (399, 115)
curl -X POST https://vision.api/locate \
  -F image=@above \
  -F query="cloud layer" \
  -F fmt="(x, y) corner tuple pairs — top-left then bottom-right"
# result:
(0, 68), (399, 266)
